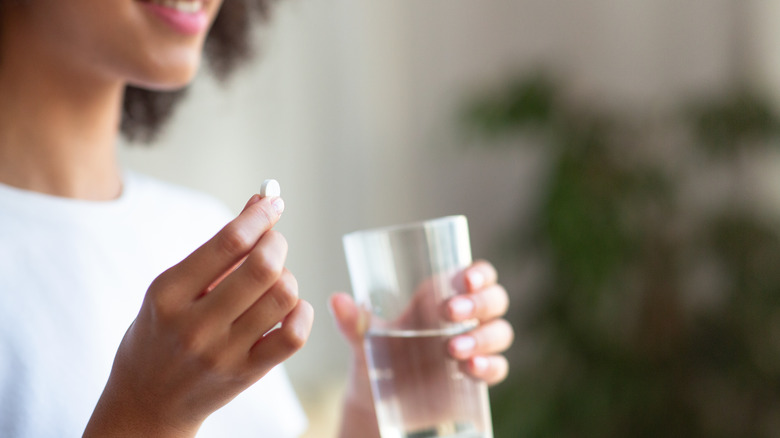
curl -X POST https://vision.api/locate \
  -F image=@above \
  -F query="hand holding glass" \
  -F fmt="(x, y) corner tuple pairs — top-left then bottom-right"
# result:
(343, 216), (493, 438)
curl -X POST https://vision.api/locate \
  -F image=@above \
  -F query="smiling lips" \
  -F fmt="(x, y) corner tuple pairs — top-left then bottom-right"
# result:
(146, 0), (204, 13)
(140, 0), (209, 35)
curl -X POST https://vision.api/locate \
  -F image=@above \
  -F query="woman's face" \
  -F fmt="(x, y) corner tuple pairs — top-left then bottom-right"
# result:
(4, 0), (224, 89)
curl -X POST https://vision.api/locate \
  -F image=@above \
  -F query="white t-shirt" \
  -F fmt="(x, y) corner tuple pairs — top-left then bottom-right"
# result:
(0, 171), (307, 437)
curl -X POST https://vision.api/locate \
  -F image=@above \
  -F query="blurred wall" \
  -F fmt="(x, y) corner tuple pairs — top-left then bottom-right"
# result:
(119, 0), (774, 436)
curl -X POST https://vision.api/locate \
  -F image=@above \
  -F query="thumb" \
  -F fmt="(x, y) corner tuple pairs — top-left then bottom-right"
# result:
(329, 292), (368, 348)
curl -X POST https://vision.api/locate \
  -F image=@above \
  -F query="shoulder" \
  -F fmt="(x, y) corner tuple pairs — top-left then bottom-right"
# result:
(123, 171), (235, 235)
(125, 171), (233, 221)
(119, 171), (238, 260)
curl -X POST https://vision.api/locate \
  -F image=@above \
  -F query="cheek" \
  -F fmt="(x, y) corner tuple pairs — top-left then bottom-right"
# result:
(34, 1), (208, 89)
(92, 11), (209, 89)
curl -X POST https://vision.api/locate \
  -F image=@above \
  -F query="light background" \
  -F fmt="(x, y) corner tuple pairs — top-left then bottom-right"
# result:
(119, 1), (780, 436)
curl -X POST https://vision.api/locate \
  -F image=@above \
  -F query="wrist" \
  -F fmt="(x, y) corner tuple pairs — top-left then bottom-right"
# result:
(339, 394), (380, 438)
(338, 355), (380, 438)
(84, 379), (200, 438)
(344, 354), (372, 406)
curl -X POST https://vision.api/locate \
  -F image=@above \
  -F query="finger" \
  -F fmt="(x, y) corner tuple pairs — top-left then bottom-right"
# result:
(448, 318), (514, 360)
(197, 229), (288, 321)
(156, 196), (285, 303)
(464, 260), (498, 292)
(230, 269), (299, 350)
(445, 284), (509, 323)
(329, 292), (368, 348)
(248, 299), (314, 371)
(202, 195), (286, 294)
(460, 355), (509, 386)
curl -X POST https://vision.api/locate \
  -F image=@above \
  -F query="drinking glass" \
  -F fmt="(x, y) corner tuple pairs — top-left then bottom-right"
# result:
(343, 215), (493, 438)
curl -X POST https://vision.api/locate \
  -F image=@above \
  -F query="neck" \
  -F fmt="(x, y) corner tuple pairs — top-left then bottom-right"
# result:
(0, 11), (125, 201)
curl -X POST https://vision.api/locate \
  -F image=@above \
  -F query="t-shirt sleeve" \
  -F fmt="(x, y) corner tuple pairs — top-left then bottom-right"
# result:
(196, 365), (308, 438)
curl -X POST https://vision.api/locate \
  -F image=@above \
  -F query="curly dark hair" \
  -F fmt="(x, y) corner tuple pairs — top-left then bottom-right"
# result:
(0, 0), (276, 143)
(123, 0), (276, 143)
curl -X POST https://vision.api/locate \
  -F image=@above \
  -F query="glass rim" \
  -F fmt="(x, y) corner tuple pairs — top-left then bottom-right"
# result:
(342, 215), (467, 241)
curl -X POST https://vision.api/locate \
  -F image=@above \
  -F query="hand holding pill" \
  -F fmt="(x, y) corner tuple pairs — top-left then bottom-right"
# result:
(86, 181), (311, 437)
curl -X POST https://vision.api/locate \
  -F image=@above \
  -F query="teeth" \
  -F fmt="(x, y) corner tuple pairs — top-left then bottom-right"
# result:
(149, 0), (203, 13)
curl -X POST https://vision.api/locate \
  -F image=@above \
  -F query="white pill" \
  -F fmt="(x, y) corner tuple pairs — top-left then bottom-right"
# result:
(260, 179), (281, 198)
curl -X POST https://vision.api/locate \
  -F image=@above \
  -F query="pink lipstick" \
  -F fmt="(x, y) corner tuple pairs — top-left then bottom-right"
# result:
(141, 1), (209, 36)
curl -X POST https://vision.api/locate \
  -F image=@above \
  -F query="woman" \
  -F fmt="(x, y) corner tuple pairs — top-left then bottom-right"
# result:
(0, 0), (514, 436)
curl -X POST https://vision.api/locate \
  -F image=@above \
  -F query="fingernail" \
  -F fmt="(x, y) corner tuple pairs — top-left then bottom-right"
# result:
(356, 308), (369, 337)
(271, 197), (285, 215)
(472, 356), (489, 373)
(449, 297), (475, 320)
(326, 299), (335, 318)
(452, 335), (476, 355)
(467, 271), (485, 290)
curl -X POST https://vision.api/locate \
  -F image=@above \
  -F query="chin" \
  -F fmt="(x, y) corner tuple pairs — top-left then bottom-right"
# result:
(130, 71), (198, 91)
(126, 54), (203, 91)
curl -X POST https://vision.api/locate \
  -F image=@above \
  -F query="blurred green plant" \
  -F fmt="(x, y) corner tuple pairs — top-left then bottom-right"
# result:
(462, 72), (780, 438)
